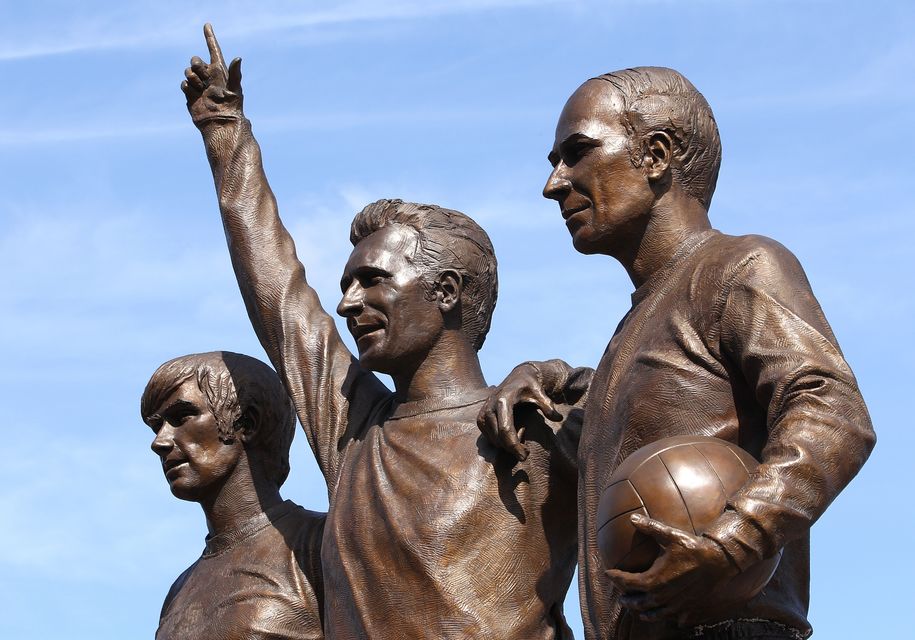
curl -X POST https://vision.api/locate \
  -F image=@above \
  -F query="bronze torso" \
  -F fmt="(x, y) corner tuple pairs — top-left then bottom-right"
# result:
(157, 501), (325, 640)
(576, 231), (873, 639)
(323, 389), (579, 639)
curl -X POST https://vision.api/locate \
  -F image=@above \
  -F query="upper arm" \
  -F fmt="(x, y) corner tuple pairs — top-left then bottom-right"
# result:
(718, 240), (854, 420)
(202, 118), (390, 486)
(705, 239), (874, 562)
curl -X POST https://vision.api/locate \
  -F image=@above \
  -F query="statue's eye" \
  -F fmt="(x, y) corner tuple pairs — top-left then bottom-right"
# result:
(564, 142), (594, 166)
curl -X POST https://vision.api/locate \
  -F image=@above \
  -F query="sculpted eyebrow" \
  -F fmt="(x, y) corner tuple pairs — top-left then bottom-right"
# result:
(550, 134), (600, 165)
(160, 399), (198, 417)
(561, 133), (600, 151)
(340, 266), (391, 291)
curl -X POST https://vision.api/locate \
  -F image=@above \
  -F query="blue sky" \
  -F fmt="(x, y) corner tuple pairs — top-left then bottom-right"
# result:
(1, 1), (911, 637)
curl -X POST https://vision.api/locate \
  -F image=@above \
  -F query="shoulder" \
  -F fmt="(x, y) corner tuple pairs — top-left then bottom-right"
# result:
(274, 502), (326, 555)
(705, 232), (801, 267)
(284, 502), (327, 530)
(274, 502), (326, 594)
(702, 233), (809, 288)
(513, 405), (580, 478)
(159, 559), (199, 620)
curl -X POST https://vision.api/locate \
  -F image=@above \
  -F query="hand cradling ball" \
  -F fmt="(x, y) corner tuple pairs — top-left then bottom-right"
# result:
(597, 435), (783, 607)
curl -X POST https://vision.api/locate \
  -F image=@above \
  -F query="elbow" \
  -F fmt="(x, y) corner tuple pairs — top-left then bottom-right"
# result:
(861, 416), (876, 459)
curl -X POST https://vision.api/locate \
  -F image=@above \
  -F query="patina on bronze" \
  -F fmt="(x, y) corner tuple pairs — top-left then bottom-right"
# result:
(141, 351), (325, 640)
(182, 25), (580, 640)
(479, 67), (876, 639)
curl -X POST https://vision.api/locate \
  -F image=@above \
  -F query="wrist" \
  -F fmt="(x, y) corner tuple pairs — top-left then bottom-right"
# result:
(195, 112), (243, 127)
(701, 534), (741, 577)
(515, 360), (565, 400)
(197, 114), (249, 146)
(189, 88), (244, 129)
(702, 509), (763, 573)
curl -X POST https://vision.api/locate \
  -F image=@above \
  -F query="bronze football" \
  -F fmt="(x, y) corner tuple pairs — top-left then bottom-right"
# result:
(597, 435), (781, 604)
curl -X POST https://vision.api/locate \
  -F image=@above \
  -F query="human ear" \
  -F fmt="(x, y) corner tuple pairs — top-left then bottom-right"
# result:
(435, 270), (463, 313)
(235, 406), (261, 444)
(643, 131), (673, 181)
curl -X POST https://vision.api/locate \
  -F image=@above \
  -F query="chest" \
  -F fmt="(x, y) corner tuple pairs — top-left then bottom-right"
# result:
(158, 546), (317, 640)
(582, 295), (752, 470)
(332, 417), (519, 539)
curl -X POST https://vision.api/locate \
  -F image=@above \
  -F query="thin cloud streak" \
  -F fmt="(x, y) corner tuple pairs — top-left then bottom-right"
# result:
(0, 0), (559, 62)
(718, 39), (915, 113)
(0, 107), (550, 146)
(0, 123), (185, 146)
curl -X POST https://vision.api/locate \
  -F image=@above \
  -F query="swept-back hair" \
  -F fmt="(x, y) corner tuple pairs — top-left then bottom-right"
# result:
(593, 66), (722, 210)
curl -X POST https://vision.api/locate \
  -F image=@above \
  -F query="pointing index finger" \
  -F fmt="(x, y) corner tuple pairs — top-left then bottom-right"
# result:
(203, 23), (227, 71)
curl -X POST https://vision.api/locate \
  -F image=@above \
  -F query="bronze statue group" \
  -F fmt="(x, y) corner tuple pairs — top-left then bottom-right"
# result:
(140, 25), (874, 640)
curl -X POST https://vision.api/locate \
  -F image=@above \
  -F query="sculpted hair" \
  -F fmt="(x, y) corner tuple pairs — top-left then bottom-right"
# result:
(140, 351), (295, 488)
(350, 199), (498, 351)
(593, 66), (722, 210)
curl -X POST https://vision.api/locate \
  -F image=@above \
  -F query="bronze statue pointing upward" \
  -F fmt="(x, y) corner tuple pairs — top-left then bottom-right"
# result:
(183, 24), (580, 640)
(480, 68), (875, 639)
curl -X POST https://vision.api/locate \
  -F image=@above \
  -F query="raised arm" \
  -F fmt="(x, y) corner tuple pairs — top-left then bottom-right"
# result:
(182, 25), (388, 491)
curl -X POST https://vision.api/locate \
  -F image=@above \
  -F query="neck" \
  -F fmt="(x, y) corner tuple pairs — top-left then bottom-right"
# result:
(619, 189), (711, 289)
(392, 329), (487, 403)
(199, 456), (283, 538)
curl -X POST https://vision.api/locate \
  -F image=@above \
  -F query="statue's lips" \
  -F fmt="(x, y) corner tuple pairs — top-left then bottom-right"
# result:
(163, 458), (188, 477)
(351, 323), (384, 342)
(561, 204), (589, 221)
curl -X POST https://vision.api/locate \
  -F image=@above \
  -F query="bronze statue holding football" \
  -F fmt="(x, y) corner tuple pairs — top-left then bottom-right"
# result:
(479, 68), (875, 639)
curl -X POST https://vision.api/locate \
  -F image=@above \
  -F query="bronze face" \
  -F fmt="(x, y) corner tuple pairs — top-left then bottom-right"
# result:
(147, 379), (242, 502)
(337, 225), (444, 376)
(545, 80), (656, 257)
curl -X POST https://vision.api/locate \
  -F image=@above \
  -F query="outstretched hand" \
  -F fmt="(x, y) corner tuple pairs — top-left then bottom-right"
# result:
(476, 363), (562, 461)
(182, 24), (244, 125)
(606, 514), (738, 625)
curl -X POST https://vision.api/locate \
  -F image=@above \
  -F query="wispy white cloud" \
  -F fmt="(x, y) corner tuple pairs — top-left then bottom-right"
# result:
(0, 204), (240, 377)
(0, 123), (185, 146)
(0, 0), (560, 62)
(0, 439), (184, 583)
(0, 107), (550, 147)
(719, 38), (915, 113)
(0, 189), (374, 370)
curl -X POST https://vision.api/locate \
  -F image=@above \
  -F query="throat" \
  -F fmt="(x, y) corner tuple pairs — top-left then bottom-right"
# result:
(392, 331), (487, 403)
(201, 463), (283, 539)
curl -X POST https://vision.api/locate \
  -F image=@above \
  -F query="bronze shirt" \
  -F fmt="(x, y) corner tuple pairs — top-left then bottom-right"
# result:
(156, 501), (325, 640)
(543, 231), (874, 640)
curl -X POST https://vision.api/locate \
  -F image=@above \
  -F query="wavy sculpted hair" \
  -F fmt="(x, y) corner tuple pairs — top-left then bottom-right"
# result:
(593, 66), (722, 210)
